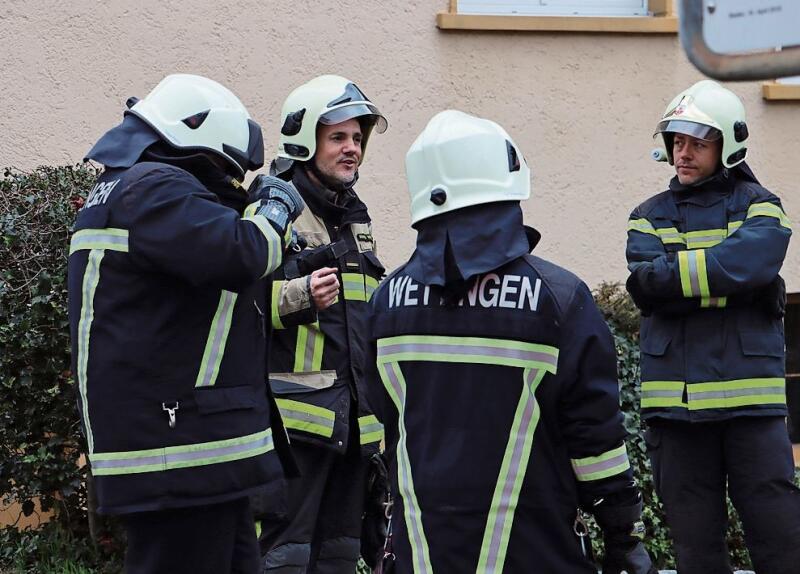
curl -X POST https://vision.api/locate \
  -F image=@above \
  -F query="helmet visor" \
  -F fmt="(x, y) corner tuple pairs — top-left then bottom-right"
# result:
(319, 103), (388, 134)
(655, 120), (722, 142)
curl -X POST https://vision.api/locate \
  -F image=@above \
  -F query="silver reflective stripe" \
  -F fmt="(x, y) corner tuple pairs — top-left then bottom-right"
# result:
(687, 251), (701, 298)
(195, 291), (238, 387)
(90, 428), (274, 475)
(359, 415), (384, 445)
(77, 249), (105, 454)
(571, 445), (630, 482)
(243, 215), (282, 277)
(69, 228), (129, 254)
(275, 398), (335, 438)
(478, 368), (545, 572)
(379, 361), (433, 573)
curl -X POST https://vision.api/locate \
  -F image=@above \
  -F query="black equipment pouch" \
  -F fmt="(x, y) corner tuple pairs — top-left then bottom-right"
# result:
(283, 239), (352, 279)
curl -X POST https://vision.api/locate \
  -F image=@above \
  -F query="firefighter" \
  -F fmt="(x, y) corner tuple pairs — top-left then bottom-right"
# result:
(626, 79), (800, 574)
(254, 75), (388, 573)
(70, 74), (303, 573)
(366, 110), (657, 573)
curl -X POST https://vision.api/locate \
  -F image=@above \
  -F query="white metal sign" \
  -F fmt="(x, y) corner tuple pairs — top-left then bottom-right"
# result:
(702, 0), (800, 54)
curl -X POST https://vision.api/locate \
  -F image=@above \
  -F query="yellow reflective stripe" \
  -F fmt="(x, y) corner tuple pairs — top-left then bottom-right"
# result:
(678, 249), (710, 299)
(358, 414), (384, 445)
(695, 249), (710, 298)
(293, 323), (324, 372)
(747, 202), (792, 229)
(69, 228), (129, 254)
(275, 398), (335, 438)
(242, 215), (283, 277)
(627, 218), (658, 236)
(683, 228), (726, 249)
(571, 444), (630, 482)
(341, 272), (380, 302)
(77, 249), (105, 454)
(271, 280), (285, 330)
(728, 220), (743, 235)
(654, 227), (684, 245)
(687, 378), (786, 410)
(641, 381), (687, 409)
(90, 428), (274, 475)
(195, 291), (238, 388)
(677, 251), (693, 298)
(701, 296), (727, 308)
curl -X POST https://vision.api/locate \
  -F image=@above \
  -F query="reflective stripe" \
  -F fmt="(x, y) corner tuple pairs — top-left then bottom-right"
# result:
(700, 296), (727, 308)
(683, 228), (727, 249)
(571, 444), (630, 482)
(275, 398), (335, 438)
(293, 323), (324, 372)
(195, 291), (238, 387)
(678, 249), (710, 299)
(627, 218), (658, 236)
(630, 219), (748, 248)
(358, 414), (385, 445)
(728, 220), (743, 234)
(77, 249), (105, 454)
(478, 368), (545, 573)
(69, 228), (129, 254)
(377, 335), (559, 374)
(747, 202), (792, 229)
(341, 273), (380, 302)
(655, 227), (685, 245)
(271, 280), (285, 330)
(642, 379), (786, 410)
(243, 215), (283, 277)
(378, 360), (433, 573)
(687, 378), (786, 410)
(90, 428), (274, 475)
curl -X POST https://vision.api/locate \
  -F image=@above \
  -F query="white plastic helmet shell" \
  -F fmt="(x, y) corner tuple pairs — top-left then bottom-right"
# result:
(655, 80), (748, 168)
(277, 74), (387, 163)
(128, 74), (262, 177)
(406, 110), (531, 225)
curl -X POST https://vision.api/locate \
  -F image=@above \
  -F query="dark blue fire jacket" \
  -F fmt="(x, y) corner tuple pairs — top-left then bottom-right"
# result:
(68, 162), (288, 515)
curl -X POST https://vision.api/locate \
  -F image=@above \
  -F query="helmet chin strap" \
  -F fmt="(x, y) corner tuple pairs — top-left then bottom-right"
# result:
(305, 160), (359, 193)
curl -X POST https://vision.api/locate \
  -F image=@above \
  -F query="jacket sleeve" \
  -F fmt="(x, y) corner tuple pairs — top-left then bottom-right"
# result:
(270, 276), (318, 330)
(556, 282), (635, 506)
(627, 197), (791, 304)
(121, 166), (284, 291)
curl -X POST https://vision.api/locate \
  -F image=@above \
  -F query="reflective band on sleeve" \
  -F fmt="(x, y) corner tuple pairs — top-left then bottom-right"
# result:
(271, 280), (285, 330)
(293, 323), (325, 372)
(275, 398), (335, 438)
(378, 360), (434, 573)
(627, 218), (658, 237)
(728, 220), (743, 235)
(683, 228), (727, 249)
(195, 291), (238, 388)
(89, 428), (274, 475)
(478, 368), (545, 573)
(654, 227), (684, 245)
(341, 273), (381, 302)
(69, 228), (129, 254)
(678, 249), (710, 299)
(571, 444), (630, 482)
(77, 249), (106, 454)
(243, 215), (283, 277)
(700, 296), (727, 308)
(377, 335), (558, 374)
(641, 381), (687, 409)
(687, 378), (786, 410)
(358, 414), (385, 445)
(747, 202), (792, 229)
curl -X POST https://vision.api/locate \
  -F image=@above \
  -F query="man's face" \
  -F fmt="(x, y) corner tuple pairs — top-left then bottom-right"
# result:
(672, 133), (722, 186)
(313, 118), (363, 187)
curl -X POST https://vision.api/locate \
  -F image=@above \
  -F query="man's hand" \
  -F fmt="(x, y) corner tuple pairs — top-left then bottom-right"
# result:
(310, 267), (339, 311)
(246, 175), (304, 239)
(594, 495), (657, 574)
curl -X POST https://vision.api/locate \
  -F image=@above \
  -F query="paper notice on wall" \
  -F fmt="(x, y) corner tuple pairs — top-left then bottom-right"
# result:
(702, 0), (800, 54)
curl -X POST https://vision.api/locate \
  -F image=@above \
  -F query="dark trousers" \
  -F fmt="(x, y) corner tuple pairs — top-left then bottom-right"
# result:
(647, 416), (800, 574)
(258, 441), (369, 574)
(122, 497), (260, 574)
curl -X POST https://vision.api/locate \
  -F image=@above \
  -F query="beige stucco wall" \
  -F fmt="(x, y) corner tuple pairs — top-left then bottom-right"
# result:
(1, 0), (798, 291)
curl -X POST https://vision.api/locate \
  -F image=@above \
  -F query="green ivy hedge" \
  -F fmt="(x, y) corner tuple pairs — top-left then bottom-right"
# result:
(0, 164), (758, 572)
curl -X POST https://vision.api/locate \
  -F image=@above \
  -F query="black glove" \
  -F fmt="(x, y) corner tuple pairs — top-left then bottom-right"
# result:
(593, 496), (657, 574)
(361, 453), (391, 569)
(755, 275), (786, 319)
(246, 174), (305, 238)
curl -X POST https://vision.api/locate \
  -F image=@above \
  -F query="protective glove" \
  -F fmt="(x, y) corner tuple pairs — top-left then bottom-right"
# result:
(245, 174), (304, 240)
(593, 496), (657, 574)
(361, 453), (391, 569)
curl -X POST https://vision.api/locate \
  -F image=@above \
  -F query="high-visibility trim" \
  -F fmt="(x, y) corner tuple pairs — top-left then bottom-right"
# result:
(571, 444), (630, 482)
(627, 218), (658, 237)
(341, 272), (381, 302)
(77, 249), (105, 454)
(271, 280), (285, 330)
(682, 228), (727, 249)
(378, 361), (434, 573)
(630, 219), (752, 248)
(728, 220), (743, 234)
(641, 381), (687, 409)
(377, 335), (559, 374)
(478, 368), (545, 573)
(89, 428), (274, 475)
(69, 228), (129, 254)
(195, 291), (238, 388)
(358, 414), (385, 445)
(700, 296), (727, 308)
(677, 249), (710, 299)
(687, 378), (786, 410)
(293, 323), (324, 372)
(243, 215), (283, 278)
(275, 398), (335, 438)
(747, 202), (792, 229)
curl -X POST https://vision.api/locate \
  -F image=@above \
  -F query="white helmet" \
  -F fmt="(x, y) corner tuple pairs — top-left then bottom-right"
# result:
(405, 110), (530, 225)
(127, 74), (264, 177)
(277, 74), (387, 163)
(654, 80), (748, 168)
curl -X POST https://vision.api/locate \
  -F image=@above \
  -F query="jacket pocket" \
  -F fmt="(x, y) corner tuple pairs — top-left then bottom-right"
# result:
(739, 330), (784, 358)
(640, 319), (672, 356)
(193, 384), (259, 415)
